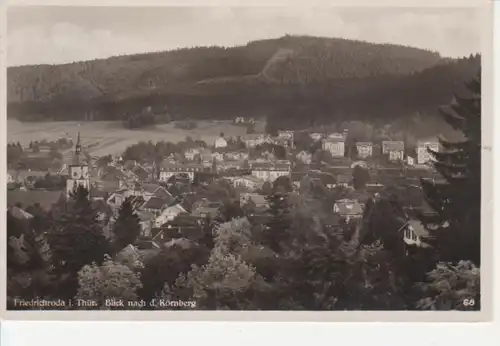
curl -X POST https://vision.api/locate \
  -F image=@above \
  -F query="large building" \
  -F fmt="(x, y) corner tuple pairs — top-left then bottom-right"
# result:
(322, 137), (346, 157)
(66, 132), (91, 198)
(356, 142), (373, 159)
(416, 138), (440, 164)
(159, 162), (204, 182)
(250, 161), (291, 182)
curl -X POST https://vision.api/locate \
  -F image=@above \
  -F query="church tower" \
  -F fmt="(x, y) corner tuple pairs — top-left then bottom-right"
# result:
(66, 132), (90, 198)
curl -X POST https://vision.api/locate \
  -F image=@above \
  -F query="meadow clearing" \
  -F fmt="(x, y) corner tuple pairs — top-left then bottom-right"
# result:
(7, 119), (254, 156)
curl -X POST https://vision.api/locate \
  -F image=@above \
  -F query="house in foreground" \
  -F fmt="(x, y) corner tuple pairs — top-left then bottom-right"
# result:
(416, 137), (441, 164)
(333, 199), (365, 223)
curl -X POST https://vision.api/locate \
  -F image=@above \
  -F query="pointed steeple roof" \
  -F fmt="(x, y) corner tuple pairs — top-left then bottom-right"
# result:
(73, 130), (82, 165)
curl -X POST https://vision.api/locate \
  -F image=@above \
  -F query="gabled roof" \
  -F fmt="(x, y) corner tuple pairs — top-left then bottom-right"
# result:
(141, 196), (170, 211)
(136, 210), (156, 222)
(123, 160), (137, 170)
(233, 175), (265, 184)
(408, 219), (430, 238)
(191, 206), (220, 218)
(161, 162), (204, 170)
(240, 193), (269, 208)
(334, 199), (364, 216)
(8, 206), (34, 220)
(336, 174), (352, 184)
(241, 134), (268, 141)
(382, 141), (405, 151)
(142, 183), (162, 194)
(132, 165), (150, 180)
(101, 169), (127, 181)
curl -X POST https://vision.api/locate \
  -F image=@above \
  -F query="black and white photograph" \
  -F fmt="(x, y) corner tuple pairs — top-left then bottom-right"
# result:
(4, 4), (486, 313)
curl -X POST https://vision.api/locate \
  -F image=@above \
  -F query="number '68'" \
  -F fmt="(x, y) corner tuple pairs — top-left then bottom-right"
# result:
(463, 299), (475, 307)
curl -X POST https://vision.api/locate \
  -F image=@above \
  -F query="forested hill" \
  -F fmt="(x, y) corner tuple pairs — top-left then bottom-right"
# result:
(7, 35), (480, 128)
(8, 35), (442, 104)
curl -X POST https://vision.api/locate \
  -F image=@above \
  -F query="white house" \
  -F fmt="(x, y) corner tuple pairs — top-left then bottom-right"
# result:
(296, 150), (312, 164)
(7, 171), (15, 184)
(241, 134), (271, 148)
(389, 150), (404, 162)
(356, 142), (373, 159)
(406, 156), (415, 166)
(184, 148), (201, 161)
(333, 199), (365, 222)
(382, 141), (405, 162)
(136, 211), (156, 238)
(211, 152), (224, 162)
(278, 130), (294, 141)
(251, 161), (291, 182)
(417, 138), (440, 164)
(224, 151), (249, 161)
(322, 137), (345, 157)
(400, 219), (430, 250)
(154, 204), (187, 228)
(214, 136), (228, 148)
(107, 190), (127, 209)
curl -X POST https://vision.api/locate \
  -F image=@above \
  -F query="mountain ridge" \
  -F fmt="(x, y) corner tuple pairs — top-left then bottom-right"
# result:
(6, 35), (480, 131)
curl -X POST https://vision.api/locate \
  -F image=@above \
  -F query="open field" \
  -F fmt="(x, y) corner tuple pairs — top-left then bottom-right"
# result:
(7, 119), (256, 156)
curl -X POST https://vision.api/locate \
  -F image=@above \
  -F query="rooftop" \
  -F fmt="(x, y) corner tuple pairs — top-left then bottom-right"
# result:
(382, 141), (405, 151)
(334, 199), (364, 216)
(141, 196), (172, 211)
(8, 206), (34, 220)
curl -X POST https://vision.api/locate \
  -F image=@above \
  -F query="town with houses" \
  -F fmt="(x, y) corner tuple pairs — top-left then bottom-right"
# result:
(7, 119), (443, 262)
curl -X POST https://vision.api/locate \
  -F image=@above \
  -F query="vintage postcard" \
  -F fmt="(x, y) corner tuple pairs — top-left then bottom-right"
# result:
(1, 0), (493, 322)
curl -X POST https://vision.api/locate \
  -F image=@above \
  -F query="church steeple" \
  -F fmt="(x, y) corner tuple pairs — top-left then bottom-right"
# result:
(74, 131), (82, 165)
(67, 130), (90, 198)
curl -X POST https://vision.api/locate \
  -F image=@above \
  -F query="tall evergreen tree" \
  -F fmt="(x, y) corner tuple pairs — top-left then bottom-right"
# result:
(48, 185), (111, 299)
(419, 72), (481, 265)
(112, 196), (141, 251)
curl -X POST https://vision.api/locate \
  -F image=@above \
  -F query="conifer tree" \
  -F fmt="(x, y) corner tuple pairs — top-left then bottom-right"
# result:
(48, 185), (111, 299)
(419, 72), (481, 265)
(112, 196), (142, 251)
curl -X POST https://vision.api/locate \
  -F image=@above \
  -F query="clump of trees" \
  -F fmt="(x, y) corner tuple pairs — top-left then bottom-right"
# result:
(124, 106), (172, 129)
(121, 139), (207, 163)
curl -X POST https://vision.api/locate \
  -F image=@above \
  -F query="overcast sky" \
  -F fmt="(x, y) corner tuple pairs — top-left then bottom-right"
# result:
(7, 6), (481, 66)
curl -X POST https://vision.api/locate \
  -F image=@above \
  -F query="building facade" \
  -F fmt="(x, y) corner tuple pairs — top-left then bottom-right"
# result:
(250, 162), (291, 182)
(417, 139), (440, 164)
(159, 163), (204, 182)
(389, 150), (404, 162)
(382, 141), (405, 155)
(214, 136), (228, 148)
(322, 138), (345, 157)
(356, 142), (373, 159)
(66, 132), (91, 198)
